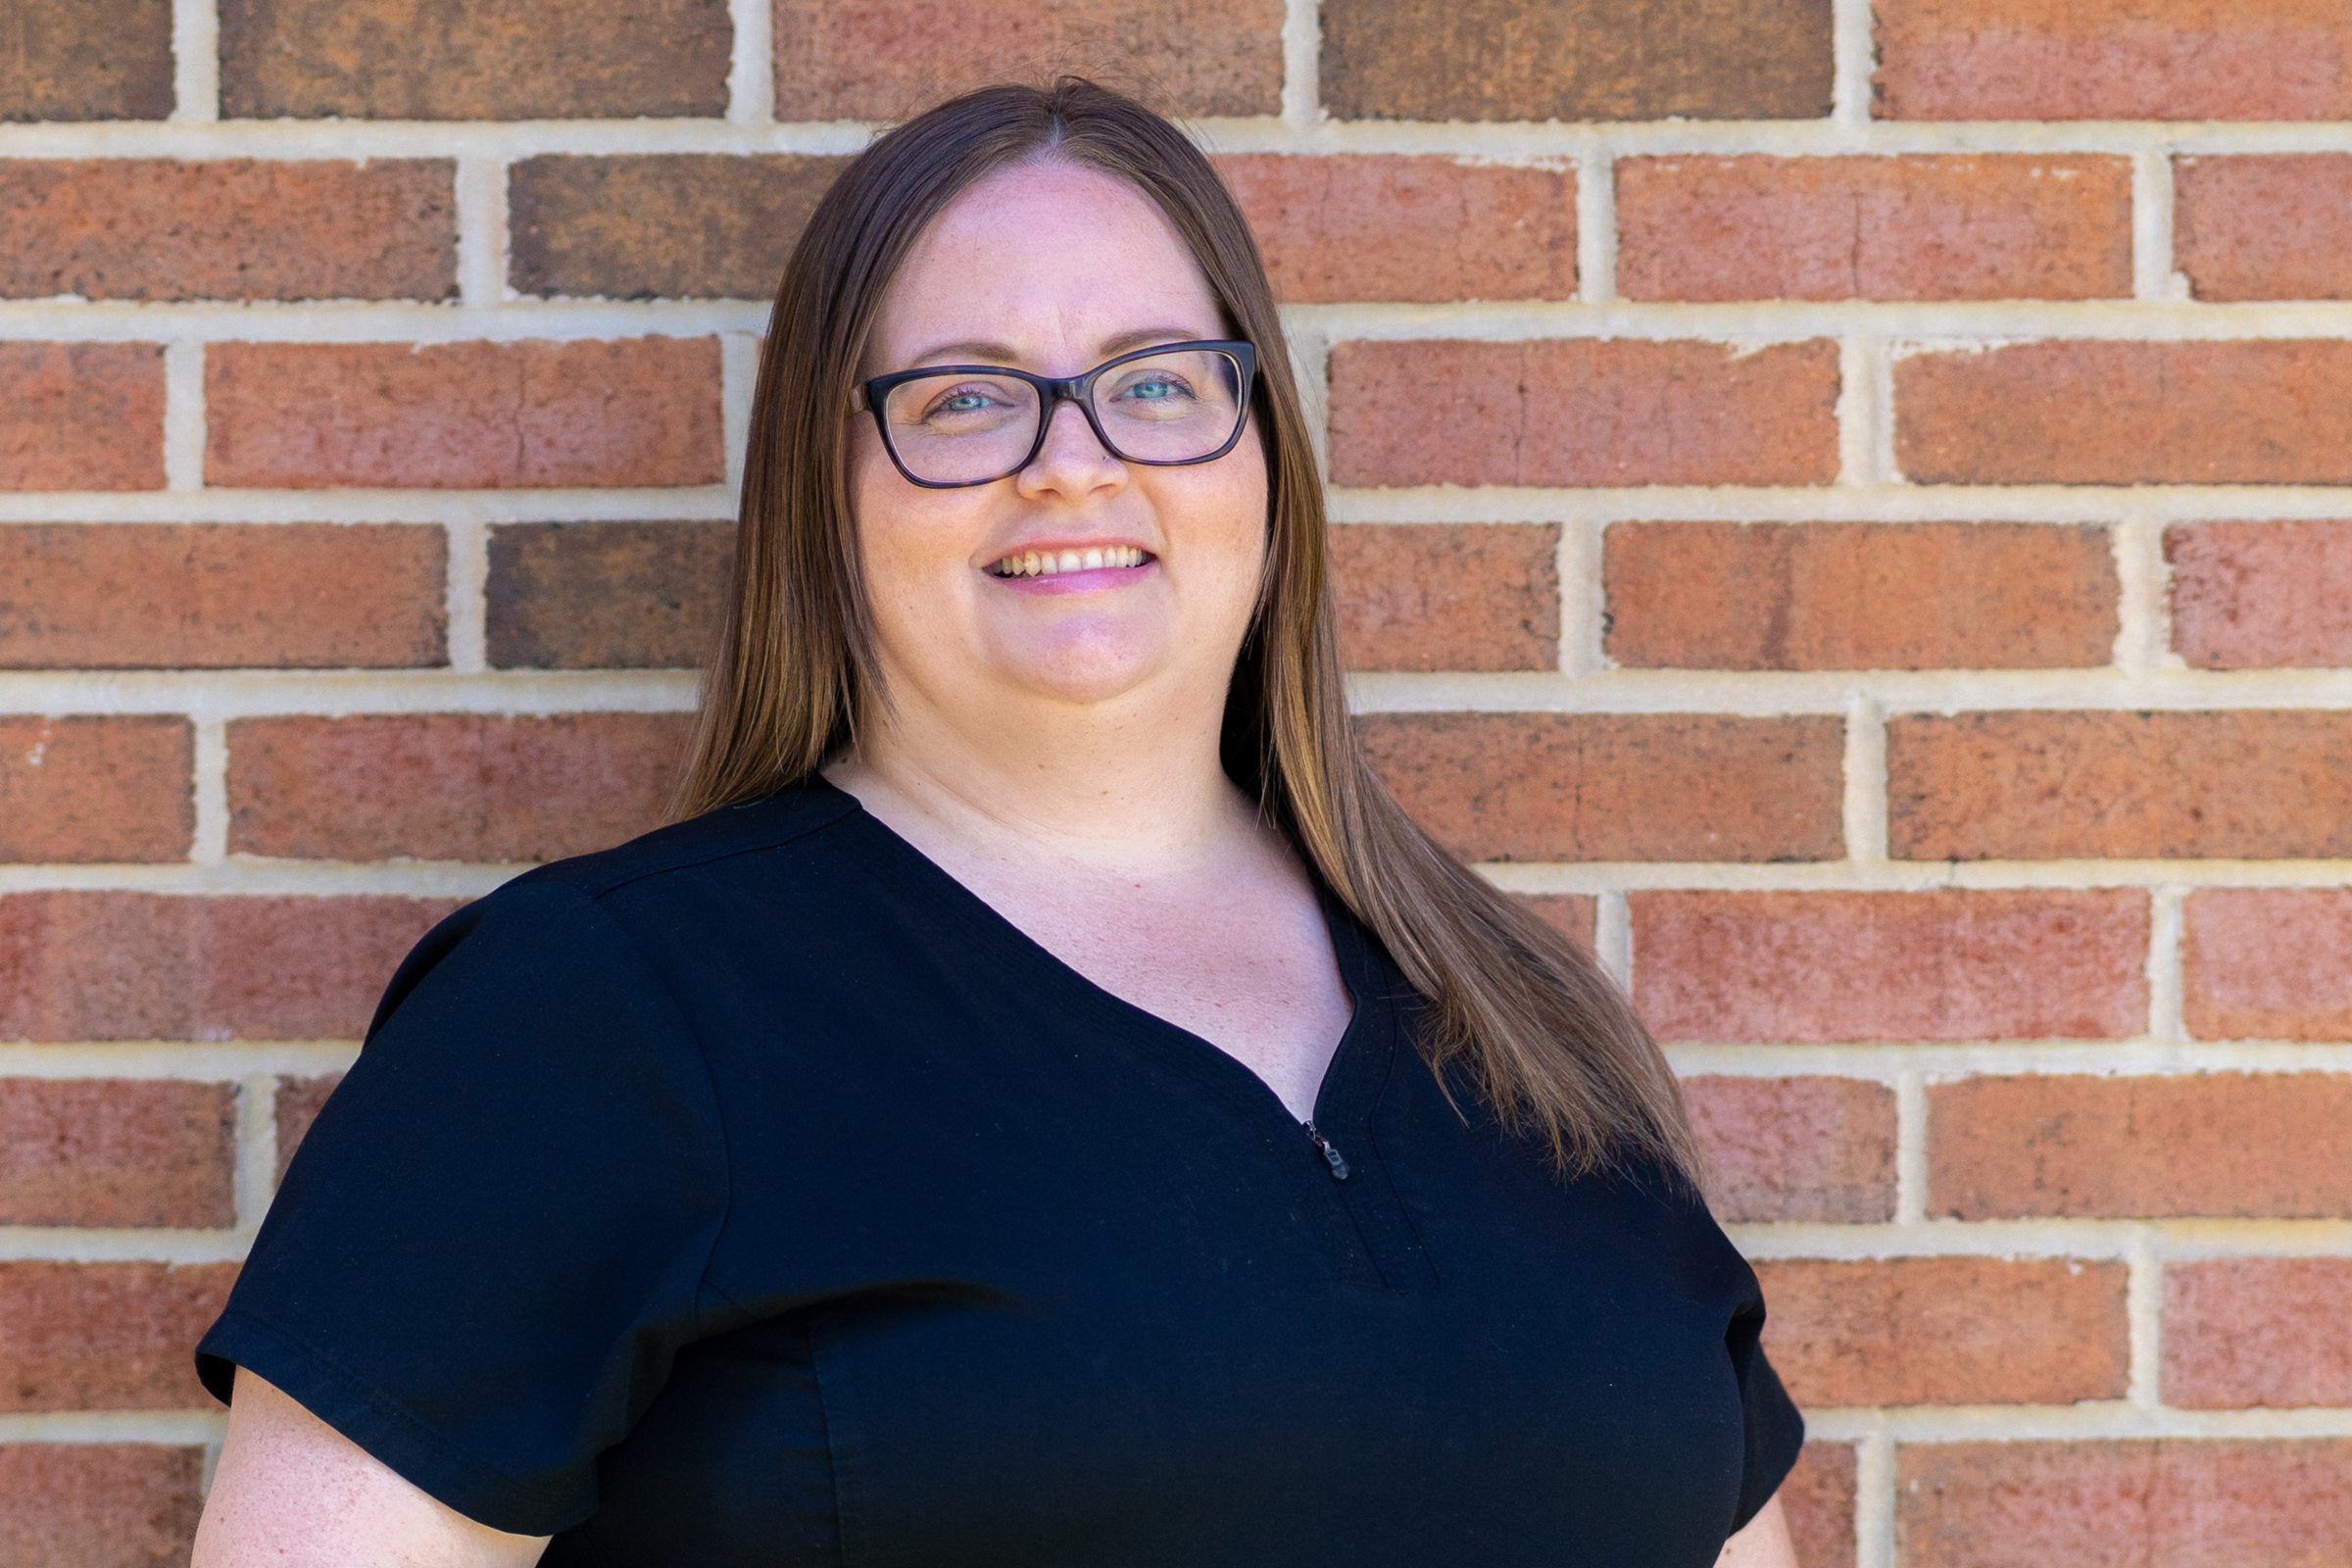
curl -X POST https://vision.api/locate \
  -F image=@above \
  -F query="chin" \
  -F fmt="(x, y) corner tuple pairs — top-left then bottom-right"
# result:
(992, 636), (1171, 706)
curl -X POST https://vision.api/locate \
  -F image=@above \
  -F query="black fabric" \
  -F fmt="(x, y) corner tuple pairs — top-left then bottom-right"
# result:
(198, 779), (1803, 1564)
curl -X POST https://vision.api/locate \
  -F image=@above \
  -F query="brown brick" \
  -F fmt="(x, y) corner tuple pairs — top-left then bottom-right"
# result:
(1321, 0), (1832, 122)
(1929, 1073), (2352, 1220)
(1758, 1257), (2129, 1407)
(486, 520), (730, 669)
(0, 1445), (204, 1568)
(0, 0), (174, 122)
(1512, 895), (1595, 952)
(0, 342), (164, 491)
(1783, 1443), (1856, 1568)
(772, 0), (1285, 120)
(1632, 891), (2150, 1044)
(274, 1073), (342, 1185)
(1605, 521), (2117, 671)
(1619, 155), (2132, 303)
(2182, 889), (2352, 1042)
(228, 712), (693, 862)
(0, 523), (446, 670)
(0, 1079), (234, 1229)
(1359, 713), (1843, 863)
(2176, 156), (2352, 303)
(220, 0), (730, 120)
(1215, 155), (1576, 304)
(1895, 340), (2352, 486)
(0, 1261), (235, 1411)
(0, 715), (190, 862)
(2165, 1259), (2352, 1410)
(2169, 519), (2352, 670)
(1684, 1075), (1895, 1223)
(1877, 0), (2352, 122)
(1329, 339), (1840, 489)
(1897, 1441), (2352, 1566)
(207, 338), (724, 490)
(510, 154), (847, 302)
(1331, 523), (1559, 672)
(0, 160), (455, 302)
(0, 894), (458, 1043)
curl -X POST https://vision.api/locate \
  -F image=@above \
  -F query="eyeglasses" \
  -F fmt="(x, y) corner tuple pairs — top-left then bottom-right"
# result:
(856, 339), (1257, 489)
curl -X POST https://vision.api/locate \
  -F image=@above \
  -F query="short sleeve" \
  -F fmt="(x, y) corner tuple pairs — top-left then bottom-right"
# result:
(196, 878), (733, 1536)
(1727, 1300), (1806, 1535)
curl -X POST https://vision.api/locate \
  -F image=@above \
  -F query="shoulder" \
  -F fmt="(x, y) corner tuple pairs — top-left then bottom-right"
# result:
(512, 780), (861, 903)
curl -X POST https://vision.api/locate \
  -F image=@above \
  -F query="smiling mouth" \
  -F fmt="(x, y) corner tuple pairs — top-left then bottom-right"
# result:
(987, 546), (1152, 578)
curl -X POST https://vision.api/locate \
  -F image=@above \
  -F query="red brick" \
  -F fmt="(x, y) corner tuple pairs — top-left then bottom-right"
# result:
(510, 154), (848, 302)
(1331, 523), (1559, 672)
(1359, 713), (1843, 863)
(486, 520), (730, 670)
(0, 1079), (234, 1228)
(2165, 1259), (2352, 1410)
(0, 715), (190, 862)
(1513, 895), (1595, 952)
(1758, 1257), (2129, 1406)
(1897, 1441), (2352, 1566)
(1632, 891), (2149, 1044)
(1929, 1073), (2352, 1219)
(1896, 340), (2352, 486)
(228, 712), (693, 862)
(275, 1073), (342, 1185)
(0, 894), (458, 1043)
(2169, 519), (2352, 670)
(1877, 0), (2352, 121)
(1783, 1443), (1856, 1568)
(772, 0), (1285, 120)
(205, 338), (725, 490)
(0, 343), (164, 491)
(220, 0), (730, 120)
(0, 0), (174, 122)
(1684, 1076), (1895, 1223)
(0, 1445), (204, 1568)
(0, 160), (455, 302)
(1619, 155), (2132, 303)
(2176, 155), (2352, 303)
(1330, 338), (1840, 489)
(0, 523), (446, 670)
(1215, 155), (1575, 304)
(1605, 521), (2117, 671)
(0, 1261), (235, 1411)
(2182, 889), (2352, 1042)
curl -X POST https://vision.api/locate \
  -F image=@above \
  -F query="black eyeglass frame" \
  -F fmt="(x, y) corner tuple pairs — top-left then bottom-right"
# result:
(856, 339), (1258, 490)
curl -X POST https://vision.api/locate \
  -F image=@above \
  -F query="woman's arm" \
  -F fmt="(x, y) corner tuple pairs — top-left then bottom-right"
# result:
(1715, 1492), (1798, 1568)
(192, 1370), (551, 1568)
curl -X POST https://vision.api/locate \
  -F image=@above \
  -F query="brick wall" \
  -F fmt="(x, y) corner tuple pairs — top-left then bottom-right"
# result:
(3, 1), (2349, 1562)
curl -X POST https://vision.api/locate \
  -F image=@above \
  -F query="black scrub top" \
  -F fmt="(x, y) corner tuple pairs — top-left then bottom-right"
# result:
(198, 779), (1802, 1565)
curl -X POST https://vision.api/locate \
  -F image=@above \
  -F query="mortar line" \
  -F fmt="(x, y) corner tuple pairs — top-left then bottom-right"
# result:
(444, 516), (491, 674)
(2147, 885), (2187, 1042)
(455, 157), (511, 308)
(1841, 689), (1888, 862)
(2110, 512), (2166, 677)
(1893, 1070), (1928, 1226)
(169, 0), (220, 123)
(2127, 1225), (2165, 1409)
(189, 715), (229, 866)
(2132, 144), (2184, 302)
(162, 339), (207, 492)
(1280, 0), (1321, 129)
(727, 0), (777, 125)
(1830, 0), (1877, 135)
(233, 1069), (277, 1236)
(1593, 890), (1632, 992)
(1836, 336), (1882, 486)
(1871, 337), (1901, 484)
(1853, 1425), (1896, 1568)
(1574, 129), (1616, 304)
(1555, 518), (1605, 677)
(723, 332), (763, 502)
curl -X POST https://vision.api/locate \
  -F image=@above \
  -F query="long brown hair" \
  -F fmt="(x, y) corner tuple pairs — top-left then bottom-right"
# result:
(675, 77), (1697, 1184)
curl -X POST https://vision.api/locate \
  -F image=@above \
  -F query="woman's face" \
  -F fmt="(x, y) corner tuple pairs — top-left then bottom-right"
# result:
(848, 160), (1269, 725)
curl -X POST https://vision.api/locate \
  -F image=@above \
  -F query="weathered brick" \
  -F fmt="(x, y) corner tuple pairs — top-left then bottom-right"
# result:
(1897, 1441), (2352, 1566)
(0, 1445), (204, 1568)
(1929, 1073), (2352, 1219)
(0, 1261), (236, 1411)
(2169, 519), (2352, 670)
(0, 160), (455, 302)
(772, 0), (1285, 120)
(1618, 155), (2132, 302)
(0, 342), (164, 491)
(1895, 341), (2352, 486)
(228, 712), (694, 862)
(486, 520), (730, 670)
(0, 715), (190, 863)
(0, 0), (174, 122)
(2182, 889), (2352, 1042)
(1512, 895), (1595, 952)
(1683, 1075), (1896, 1223)
(1605, 521), (2117, 671)
(1359, 713), (1843, 863)
(2165, 1259), (2352, 1410)
(1758, 1257), (2130, 1406)
(206, 338), (725, 490)
(0, 1079), (234, 1229)
(1215, 155), (1575, 304)
(275, 1074), (343, 1185)
(0, 523), (446, 670)
(510, 154), (847, 302)
(1877, 0), (2352, 122)
(1783, 1443), (1856, 1568)
(2175, 155), (2352, 303)
(1329, 339), (1840, 489)
(1321, 0), (1833, 122)
(1632, 891), (2149, 1044)
(220, 0), (730, 120)
(0, 894), (458, 1043)
(1331, 523), (1559, 672)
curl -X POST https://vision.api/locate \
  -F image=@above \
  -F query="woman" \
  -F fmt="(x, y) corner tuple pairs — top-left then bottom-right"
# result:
(193, 79), (1801, 1566)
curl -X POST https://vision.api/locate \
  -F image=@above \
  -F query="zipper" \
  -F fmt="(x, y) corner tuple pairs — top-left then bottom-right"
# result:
(1301, 1120), (1351, 1180)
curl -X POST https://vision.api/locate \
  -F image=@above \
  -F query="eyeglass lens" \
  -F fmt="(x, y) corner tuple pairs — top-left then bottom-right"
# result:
(879, 348), (1247, 486)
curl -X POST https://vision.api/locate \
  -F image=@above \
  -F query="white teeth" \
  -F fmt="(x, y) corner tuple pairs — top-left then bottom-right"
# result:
(990, 546), (1149, 576)
(1056, 550), (1082, 572)
(1082, 547), (1104, 570)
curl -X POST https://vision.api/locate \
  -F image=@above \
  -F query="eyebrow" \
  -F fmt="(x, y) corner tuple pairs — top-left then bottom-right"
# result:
(906, 325), (1215, 369)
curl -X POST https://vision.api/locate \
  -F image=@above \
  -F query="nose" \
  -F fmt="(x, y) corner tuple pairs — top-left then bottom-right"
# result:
(1014, 397), (1125, 502)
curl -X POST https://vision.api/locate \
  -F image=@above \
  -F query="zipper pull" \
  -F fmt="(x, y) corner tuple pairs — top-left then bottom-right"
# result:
(1302, 1121), (1350, 1181)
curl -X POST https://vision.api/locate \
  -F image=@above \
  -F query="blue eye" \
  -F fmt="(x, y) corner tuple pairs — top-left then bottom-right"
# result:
(1129, 378), (1176, 401)
(942, 393), (991, 412)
